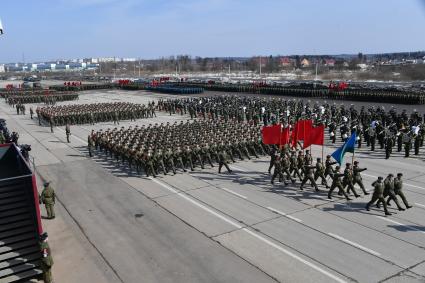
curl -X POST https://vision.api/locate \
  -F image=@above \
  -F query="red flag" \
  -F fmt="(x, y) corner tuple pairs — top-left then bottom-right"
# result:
(262, 124), (281, 145)
(279, 127), (290, 145)
(303, 125), (325, 149)
(291, 119), (313, 146)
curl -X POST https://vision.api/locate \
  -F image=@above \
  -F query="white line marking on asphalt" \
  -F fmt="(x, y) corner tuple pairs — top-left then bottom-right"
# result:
(266, 207), (303, 222)
(243, 229), (347, 283)
(267, 207), (286, 216)
(414, 203), (425, 208)
(362, 174), (425, 191)
(377, 216), (425, 234)
(151, 178), (346, 283)
(285, 215), (303, 223)
(55, 127), (87, 144)
(221, 187), (247, 199)
(327, 233), (381, 257)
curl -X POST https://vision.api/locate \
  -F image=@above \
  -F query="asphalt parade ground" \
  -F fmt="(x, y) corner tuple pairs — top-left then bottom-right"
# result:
(1, 88), (425, 283)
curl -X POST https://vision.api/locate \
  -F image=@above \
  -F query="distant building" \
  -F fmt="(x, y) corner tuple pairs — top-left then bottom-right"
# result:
(280, 57), (292, 67)
(324, 59), (336, 67)
(98, 57), (116, 63)
(122, 58), (136, 62)
(357, 63), (368, 70)
(301, 58), (310, 67)
(0, 64), (5, 73)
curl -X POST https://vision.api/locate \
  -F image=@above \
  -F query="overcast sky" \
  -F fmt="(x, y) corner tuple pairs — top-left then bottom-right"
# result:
(1, 0), (425, 62)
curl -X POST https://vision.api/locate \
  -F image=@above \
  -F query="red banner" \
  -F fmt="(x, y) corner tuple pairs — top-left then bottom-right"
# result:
(280, 127), (290, 145)
(261, 124), (281, 145)
(303, 124), (325, 149)
(291, 119), (313, 147)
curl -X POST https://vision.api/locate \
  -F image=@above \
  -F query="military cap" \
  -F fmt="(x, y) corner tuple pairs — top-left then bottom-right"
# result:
(388, 173), (394, 177)
(397, 173), (403, 177)
(378, 176), (383, 180)
(39, 232), (48, 241)
(354, 161), (359, 164)
(43, 181), (50, 187)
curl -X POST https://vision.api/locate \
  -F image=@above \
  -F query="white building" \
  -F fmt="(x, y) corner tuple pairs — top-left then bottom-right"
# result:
(0, 65), (5, 73)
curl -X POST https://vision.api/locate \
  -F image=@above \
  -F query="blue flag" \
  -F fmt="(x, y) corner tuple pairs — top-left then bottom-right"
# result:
(331, 132), (356, 165)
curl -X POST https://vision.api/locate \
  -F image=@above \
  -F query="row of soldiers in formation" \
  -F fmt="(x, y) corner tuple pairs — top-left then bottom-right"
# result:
(36, 102), (157, 127)
(158, 96), (425, 159)
(88, 119), (267, 177)
(173, 82), (425, 104)
(3, 93), (79, 105)
(268, 146), (412, 216)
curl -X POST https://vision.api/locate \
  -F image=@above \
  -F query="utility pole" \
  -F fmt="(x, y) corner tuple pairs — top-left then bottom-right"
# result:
(259, 56), (262, 77)
(138, 58), (141, 78)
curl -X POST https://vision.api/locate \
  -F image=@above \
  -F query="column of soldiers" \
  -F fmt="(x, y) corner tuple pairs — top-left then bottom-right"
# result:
(267, 145), (412, 216)
(159, 96), (425, 159)
(37, 102), (157, 126)
(90, 119), (267, 177)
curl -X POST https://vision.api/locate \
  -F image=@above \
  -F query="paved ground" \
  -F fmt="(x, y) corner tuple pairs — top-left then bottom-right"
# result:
(1, 89), (425, 283)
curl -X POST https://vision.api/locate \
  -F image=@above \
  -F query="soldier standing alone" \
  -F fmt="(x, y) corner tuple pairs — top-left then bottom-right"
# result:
(65, 124), (71, 143)
(40, 182), (56, 219)
(39, 232), (54, 283)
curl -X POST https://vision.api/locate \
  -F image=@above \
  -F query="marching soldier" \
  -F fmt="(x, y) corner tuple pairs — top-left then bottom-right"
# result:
(325, 155), (336, 178)
(271, 156), (285, 185)
(300, 160), (319, 191)
(391, 173), (412, 209)
(343, 163), (360, 198)
(366, 177), (391, 215)
(328, 166), (352, 200)
(218, 146), (232, 174)
(314, 158), (329, 188)
(352, 161), (369, 195)
(378, 174), (405, 211)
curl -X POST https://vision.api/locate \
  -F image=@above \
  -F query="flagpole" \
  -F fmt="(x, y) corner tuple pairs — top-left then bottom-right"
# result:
(279, 124), (282, 149)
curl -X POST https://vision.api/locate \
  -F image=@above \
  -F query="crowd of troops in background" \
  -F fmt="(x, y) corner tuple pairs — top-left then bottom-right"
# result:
(173, 82), (425, 104)
(159, 96), (425, 158)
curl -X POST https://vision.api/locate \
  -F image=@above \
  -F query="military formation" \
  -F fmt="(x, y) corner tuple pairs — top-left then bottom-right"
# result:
(1, 91), (79, 105)
(159, 96), (425, 159)
(172, 82), (425, 104)
(36, 102), (157, 126)
(90, 119), (266, 177)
